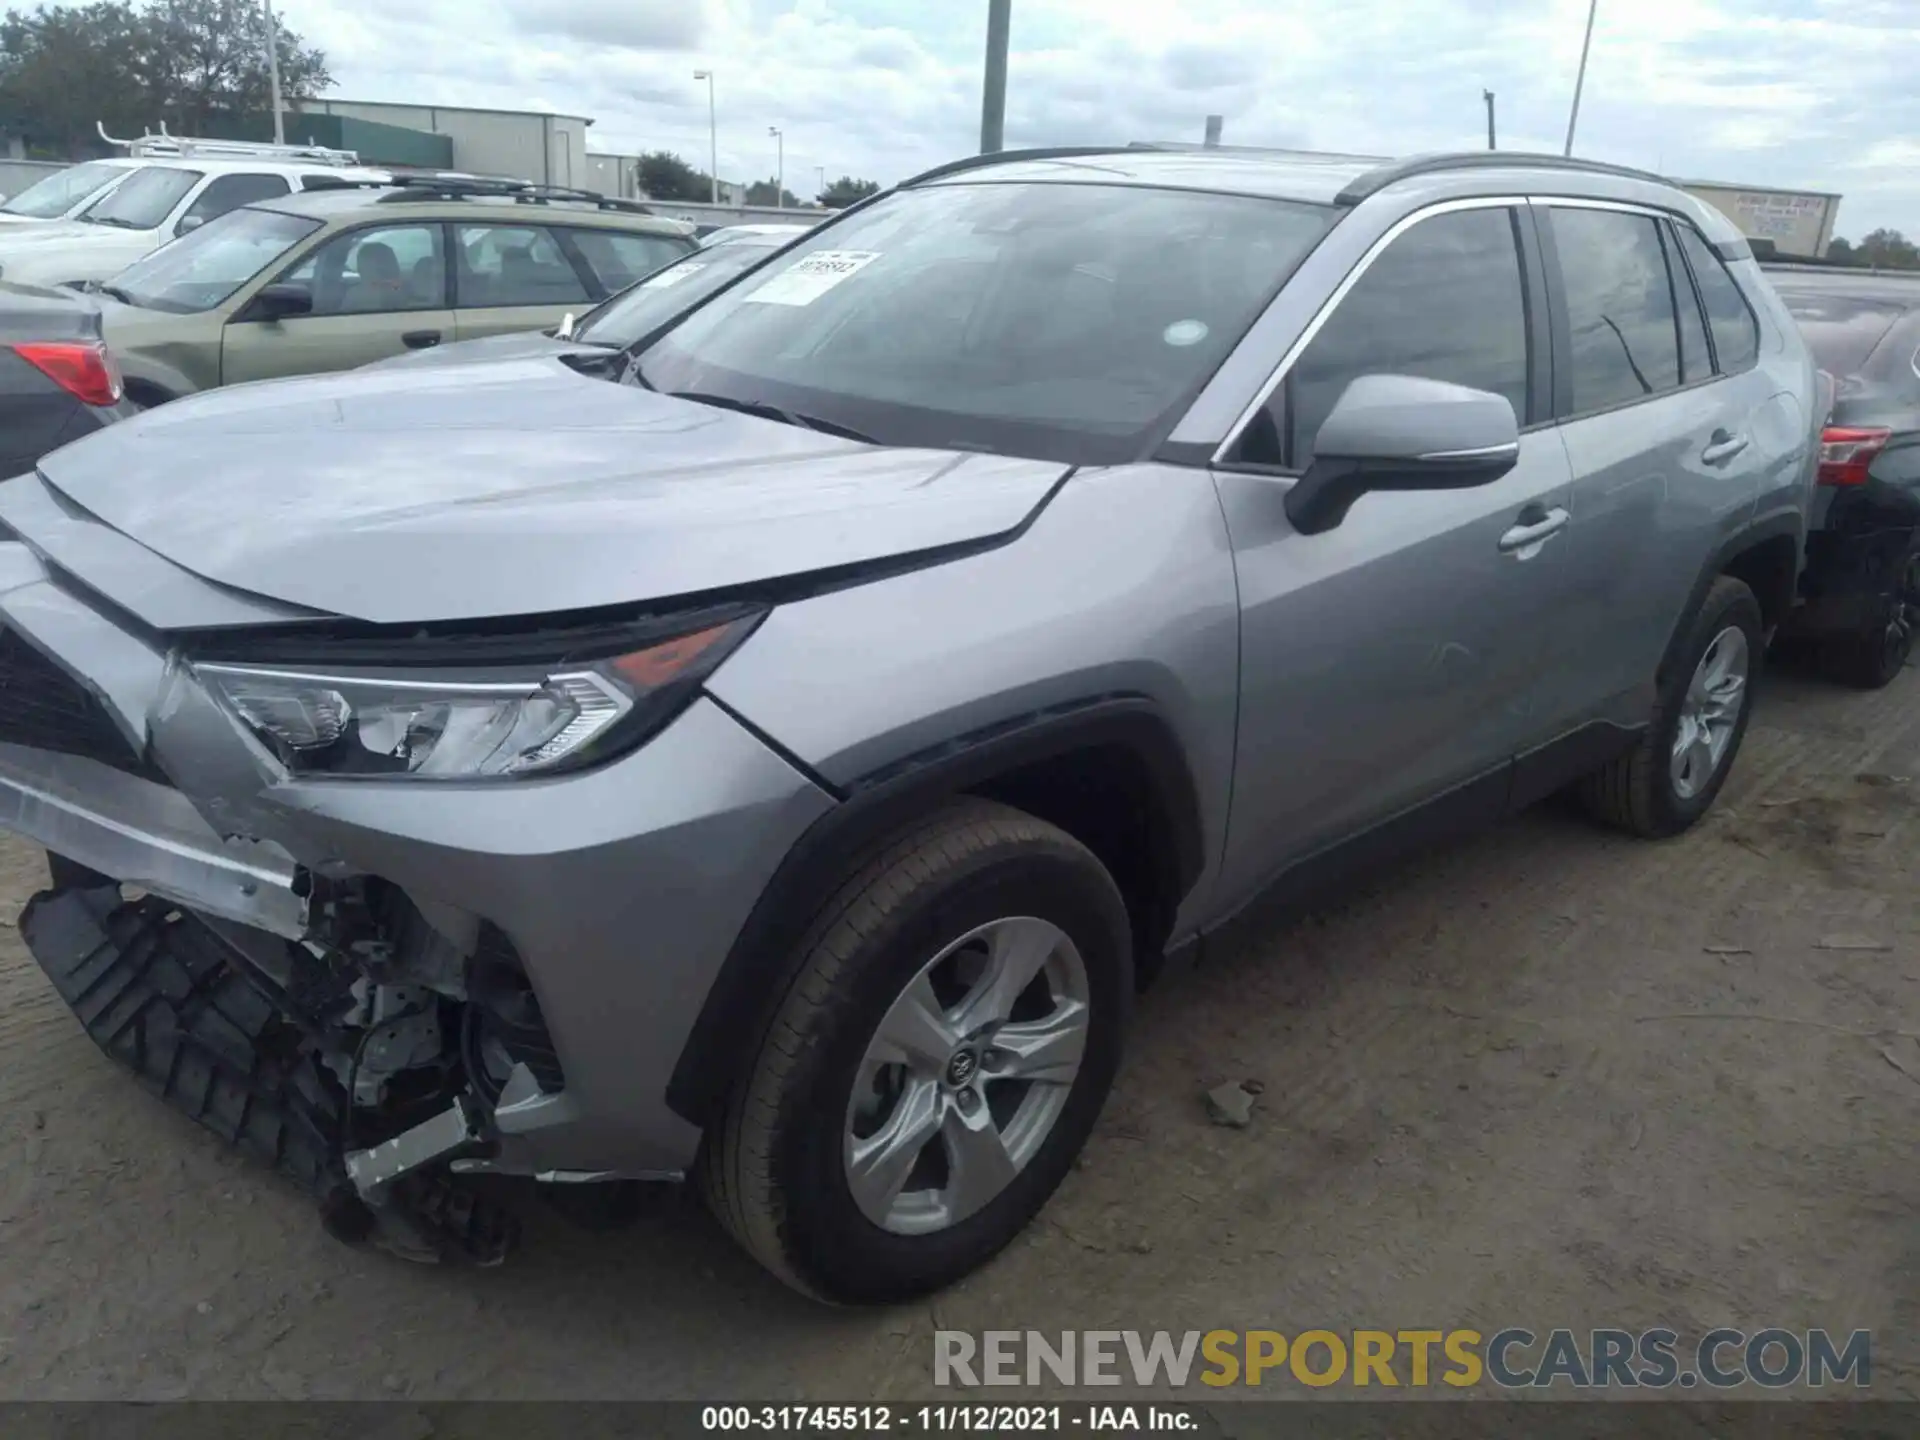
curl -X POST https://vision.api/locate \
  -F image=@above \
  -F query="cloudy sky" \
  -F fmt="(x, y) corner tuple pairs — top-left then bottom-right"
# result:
(275, 0), (1918, 238)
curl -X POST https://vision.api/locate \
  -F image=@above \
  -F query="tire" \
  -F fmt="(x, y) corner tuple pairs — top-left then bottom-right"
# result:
(1821, 538), (1919, 690)
(1580, 575), (1763, 839)
(700, 797), (1132, 1303)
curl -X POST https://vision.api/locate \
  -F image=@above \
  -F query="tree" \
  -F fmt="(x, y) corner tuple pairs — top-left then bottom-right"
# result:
(0, 3), (148, 156)
(1826, 237), (1856, 265)
(140, 0), (330, 134)
(816, 175), (879, 209)
(744, 177), (801, 208)
(1855, 228), (1920, 271)
(635, 149), (711, 202)
(0, 0), (330, 157)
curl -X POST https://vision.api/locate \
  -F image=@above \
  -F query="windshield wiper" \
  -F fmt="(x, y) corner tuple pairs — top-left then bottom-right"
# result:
(94, 283), (137, 306)
(665, 389), (875, 444)
(83, 215), (139, 229)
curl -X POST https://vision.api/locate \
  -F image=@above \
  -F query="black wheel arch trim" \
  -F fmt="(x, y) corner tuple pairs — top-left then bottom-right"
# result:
(664, 694), (1205, 1126)
(1660, 512), (1802, 685)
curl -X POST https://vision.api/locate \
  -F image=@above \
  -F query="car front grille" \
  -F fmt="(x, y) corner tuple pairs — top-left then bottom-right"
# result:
(0, 628), (162, 781)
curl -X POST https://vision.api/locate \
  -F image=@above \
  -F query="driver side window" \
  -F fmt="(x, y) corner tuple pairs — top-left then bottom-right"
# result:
(1237, 206), (1532, 469)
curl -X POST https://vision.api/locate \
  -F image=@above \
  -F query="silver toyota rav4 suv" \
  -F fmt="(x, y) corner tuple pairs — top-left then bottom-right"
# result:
(0, 146), (1817, 1300)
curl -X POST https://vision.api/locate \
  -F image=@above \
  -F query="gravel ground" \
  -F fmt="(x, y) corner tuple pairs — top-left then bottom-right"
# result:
(0, 660), (1915, 1402)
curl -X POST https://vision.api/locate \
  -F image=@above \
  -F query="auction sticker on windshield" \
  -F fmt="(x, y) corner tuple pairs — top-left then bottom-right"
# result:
(642, 262), (709, 290)
(745, 250), (881, 306)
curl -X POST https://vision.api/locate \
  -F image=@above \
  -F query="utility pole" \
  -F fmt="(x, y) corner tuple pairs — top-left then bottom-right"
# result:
(980, 0), (1011, 153)
(693, 70), (718, 203)
(815, 165), (826, 202)
(769, 126), (784, 208)
(263, 0), (285, 144)
(1483, 89), (1496, 149)
(1564, 0), (1598, 156)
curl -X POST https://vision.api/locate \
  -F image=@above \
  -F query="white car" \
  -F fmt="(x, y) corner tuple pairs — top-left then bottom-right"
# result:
(0, 156), (390, 288)
(0, 158), (140, 225)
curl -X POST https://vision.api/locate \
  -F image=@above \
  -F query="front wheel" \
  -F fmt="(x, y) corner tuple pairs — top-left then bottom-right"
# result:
(701, 798), (1132, 1302)
(1580, 575), (1763, 838)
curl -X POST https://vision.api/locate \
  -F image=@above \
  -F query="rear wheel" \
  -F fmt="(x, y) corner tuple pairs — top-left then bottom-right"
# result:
(1823, 539), (1920, 690)
(700, 798), (1131, 1302)
(1580, 575), (1762, 838)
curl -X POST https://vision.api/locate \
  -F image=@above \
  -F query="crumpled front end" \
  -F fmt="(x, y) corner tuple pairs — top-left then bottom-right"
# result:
(0, 502), (834, 1263)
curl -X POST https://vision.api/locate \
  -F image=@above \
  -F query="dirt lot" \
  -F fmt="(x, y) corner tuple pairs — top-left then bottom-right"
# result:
(0, 661), (1916, 1402)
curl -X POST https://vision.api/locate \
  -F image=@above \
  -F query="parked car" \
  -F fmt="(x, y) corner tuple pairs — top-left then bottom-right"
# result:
(1766, 264), (1920, 686)
(0, 159), (140, 226)
(698, 221), (814, 249)
(72, 177), (695, 402)
(365, 227), (795, 374)
(0, 149), (389, 291)
(0, 282), (137, 471)
(0, 146), (1817, 1302)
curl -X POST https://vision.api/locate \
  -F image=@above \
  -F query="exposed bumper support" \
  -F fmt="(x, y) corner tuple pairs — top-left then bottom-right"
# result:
(0, 742), (306, 937)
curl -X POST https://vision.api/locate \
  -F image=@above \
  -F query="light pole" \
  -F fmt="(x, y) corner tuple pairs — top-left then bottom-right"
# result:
(693, 70), (718, 203)
(769, 126), (784, 208)
(980, 0), (1012, 153)
(1564, 0), (1599, 156)
(263, 0), (285, 144)
(1483, 89), (1496, 150)
(815, 164), (826, 202)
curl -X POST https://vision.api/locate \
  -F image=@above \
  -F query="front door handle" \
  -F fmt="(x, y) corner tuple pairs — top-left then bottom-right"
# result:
(1702, 429), (1749, 465)
(401, 329), (442, 350)
(1498, 505), (1570, 556)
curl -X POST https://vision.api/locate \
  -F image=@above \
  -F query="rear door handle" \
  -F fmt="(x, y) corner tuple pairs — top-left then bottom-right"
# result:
(1702, 430), (1749, 465)
(401, 330), (442, 350)
(1498, 505), (1570, 556)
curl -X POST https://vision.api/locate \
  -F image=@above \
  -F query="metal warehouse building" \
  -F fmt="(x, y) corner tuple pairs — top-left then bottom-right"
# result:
(291, 99), (592, 189)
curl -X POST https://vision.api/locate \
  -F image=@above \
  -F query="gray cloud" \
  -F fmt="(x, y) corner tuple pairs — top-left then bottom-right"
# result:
(504, 0), (707, 50)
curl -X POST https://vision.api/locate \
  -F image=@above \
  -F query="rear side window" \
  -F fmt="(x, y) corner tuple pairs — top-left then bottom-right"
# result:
(1548, 207), (1682, 414)
(1664, 225), (1712, 384)
(1277, 206), (1530, 467)
(456, 224), (590, 307)
(565, 229), (692, 294)
(1676, 225), (1760, 373)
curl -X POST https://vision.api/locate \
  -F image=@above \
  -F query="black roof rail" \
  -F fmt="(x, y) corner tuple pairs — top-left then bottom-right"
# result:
(375, 173), (656, 215)
(898, 146), (1133, 188)
(1126, 140), (1391, 163)
(1335, 150), (1673, 205)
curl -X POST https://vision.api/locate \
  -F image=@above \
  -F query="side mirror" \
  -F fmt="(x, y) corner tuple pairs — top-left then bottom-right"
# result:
(176, 213), (206, 236)
(244, 282), (314, 322)
(1284, 374), (1521, 536)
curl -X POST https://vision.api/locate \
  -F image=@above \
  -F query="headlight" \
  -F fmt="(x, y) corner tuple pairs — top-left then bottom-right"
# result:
(195, 612), (760, 780)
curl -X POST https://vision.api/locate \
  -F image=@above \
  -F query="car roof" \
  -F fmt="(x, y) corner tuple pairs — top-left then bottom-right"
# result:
(127, 156), (389, 180)
(908, 145), (1741, 244)
(253, 184), (696, 236)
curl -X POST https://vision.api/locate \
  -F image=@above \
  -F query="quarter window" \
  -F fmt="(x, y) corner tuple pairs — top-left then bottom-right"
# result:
(1548, 207), (1682, 414)
(1271, 206), (1530, 468)
(456, 224), (590, 307)
(1676, 224), (1760, 373)
(565, 229), (694, 295)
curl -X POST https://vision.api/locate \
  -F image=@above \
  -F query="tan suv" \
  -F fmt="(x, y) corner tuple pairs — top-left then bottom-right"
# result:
(91, 176), (696, 403)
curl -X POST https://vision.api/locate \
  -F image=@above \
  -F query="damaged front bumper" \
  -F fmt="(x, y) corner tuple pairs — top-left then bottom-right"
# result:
(0, 515), (834, 1256)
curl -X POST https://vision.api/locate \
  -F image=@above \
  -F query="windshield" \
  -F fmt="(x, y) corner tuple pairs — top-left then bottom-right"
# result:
(634, 182), (1337, 464)
(574, 239), (781, 347)
(111, 206), (321, 313)
(82, 167), (200, 229)
(0, 161), (127, 219)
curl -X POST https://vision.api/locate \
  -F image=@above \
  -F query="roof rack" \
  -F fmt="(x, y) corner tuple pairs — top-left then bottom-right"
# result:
(1335, 151), (1671, 205)
(1126, 141), (1392, 165)
(97, 120), (362, 166)
(900, 146), (1136, 188)
(375, 172), (655, 214)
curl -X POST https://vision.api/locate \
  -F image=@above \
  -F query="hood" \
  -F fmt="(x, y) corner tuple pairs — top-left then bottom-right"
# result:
(33, 358), (1067, 626)
(0, 225), (148, 285)
(0, 220), (111, 251)
(365, 330), (591, 372)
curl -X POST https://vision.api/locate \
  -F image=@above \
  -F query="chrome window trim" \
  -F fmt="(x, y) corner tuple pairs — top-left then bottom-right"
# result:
(1212, 194), (1527, 466)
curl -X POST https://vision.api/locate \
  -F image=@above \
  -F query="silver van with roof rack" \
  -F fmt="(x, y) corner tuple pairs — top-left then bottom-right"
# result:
(0, 145), (1818, 1300)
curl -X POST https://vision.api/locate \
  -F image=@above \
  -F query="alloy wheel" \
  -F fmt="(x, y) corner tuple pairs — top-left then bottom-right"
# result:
(844, 916), (1090, 1236)
(1670, 625), (1749, 800)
